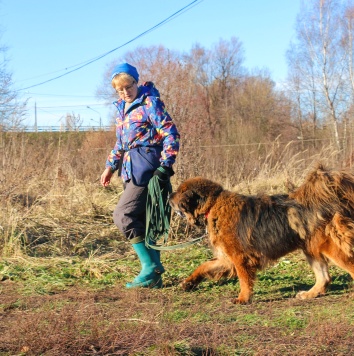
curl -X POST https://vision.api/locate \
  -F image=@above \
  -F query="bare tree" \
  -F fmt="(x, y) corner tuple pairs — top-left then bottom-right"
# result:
(231, 70), (294, 144)
(342, 4), (354, 93)
(287, 0), (348, 151)
(0, 39), (27, 130)
(65, 112), (83, 131)
(287, 41), (320, 148)
(204, 37), (246, 143)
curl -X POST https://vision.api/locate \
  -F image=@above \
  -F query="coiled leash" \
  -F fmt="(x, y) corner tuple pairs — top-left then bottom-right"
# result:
(145, 176), (204, 250)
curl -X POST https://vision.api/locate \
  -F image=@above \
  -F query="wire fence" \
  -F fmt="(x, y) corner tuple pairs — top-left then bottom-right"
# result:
(4, 125), (113, 132)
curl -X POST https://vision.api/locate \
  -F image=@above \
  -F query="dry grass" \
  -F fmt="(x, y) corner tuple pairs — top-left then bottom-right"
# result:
(1, 132), (354, 355)
(1, 255), (354, 355)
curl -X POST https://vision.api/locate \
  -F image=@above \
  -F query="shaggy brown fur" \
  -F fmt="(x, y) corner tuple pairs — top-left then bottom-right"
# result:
(169, 164), (354, 304)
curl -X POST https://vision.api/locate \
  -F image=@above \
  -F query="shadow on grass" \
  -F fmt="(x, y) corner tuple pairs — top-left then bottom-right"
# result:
(189, 346), (220, 356)
(327, 273), (353, 293)
(166, 272), (353, 303)
(260, 272), (352, 297)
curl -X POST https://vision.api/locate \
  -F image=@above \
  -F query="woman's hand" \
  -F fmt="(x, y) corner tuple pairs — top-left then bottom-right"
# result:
(100, 167), (113, 187)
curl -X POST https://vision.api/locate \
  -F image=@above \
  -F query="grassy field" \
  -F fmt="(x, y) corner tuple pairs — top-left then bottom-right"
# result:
(1, 231), (354, 355)
(1, 132), (354, 355)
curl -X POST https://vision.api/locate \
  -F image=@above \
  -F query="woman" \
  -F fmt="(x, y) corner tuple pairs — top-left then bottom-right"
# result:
(100, 62), (180, 288)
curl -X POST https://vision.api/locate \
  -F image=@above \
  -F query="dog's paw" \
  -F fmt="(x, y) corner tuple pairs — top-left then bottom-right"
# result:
(180, 280), (195, 291)
(230, 297), (251, 305)
(296, 290), (322, 300)
(296, 291), (308, 300)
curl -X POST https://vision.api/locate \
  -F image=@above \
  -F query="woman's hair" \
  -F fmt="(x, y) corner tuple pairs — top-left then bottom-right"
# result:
(111, 73), (136, 89)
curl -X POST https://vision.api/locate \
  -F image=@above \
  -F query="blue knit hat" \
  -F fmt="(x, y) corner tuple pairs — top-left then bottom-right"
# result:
(110, 63), (139, 82)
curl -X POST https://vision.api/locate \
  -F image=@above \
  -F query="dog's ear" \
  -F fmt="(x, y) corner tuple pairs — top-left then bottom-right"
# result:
(179, 190), (201, 214)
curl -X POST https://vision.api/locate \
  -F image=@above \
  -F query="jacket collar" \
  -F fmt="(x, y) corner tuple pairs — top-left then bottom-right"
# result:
(112, 82), (159, 110)
(113, 87), (144, 111)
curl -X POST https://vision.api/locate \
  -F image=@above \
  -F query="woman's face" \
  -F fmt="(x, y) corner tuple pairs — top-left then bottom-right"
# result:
(115, 81), (138, 103)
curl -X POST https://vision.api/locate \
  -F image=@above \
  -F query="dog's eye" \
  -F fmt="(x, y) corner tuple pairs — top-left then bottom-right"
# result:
(176, 210), (185, 218)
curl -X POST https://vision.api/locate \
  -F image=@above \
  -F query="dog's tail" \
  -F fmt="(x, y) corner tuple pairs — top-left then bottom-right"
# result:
(290, 164), (354, 213)
(325, 212), (354, 257)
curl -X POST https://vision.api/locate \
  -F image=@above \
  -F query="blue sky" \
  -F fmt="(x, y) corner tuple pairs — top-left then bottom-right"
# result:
(0, 0), (302, 128)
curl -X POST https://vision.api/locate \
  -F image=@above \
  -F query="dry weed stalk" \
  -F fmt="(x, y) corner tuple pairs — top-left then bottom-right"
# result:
(0, 131), (351, 258)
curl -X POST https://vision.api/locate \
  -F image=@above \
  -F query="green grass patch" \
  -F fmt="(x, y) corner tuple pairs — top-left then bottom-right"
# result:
(1, 245), (353, 355)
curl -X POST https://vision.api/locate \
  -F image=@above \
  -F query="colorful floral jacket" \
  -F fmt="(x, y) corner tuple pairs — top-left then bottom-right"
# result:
(105, 82), (180, 182)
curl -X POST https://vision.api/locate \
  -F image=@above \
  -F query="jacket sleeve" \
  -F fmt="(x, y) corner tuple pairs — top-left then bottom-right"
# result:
(105, 121), (123, 172)
(105, 143), (122, 172)
(146, 96), (180, 167)
(105, 100), (125, 172)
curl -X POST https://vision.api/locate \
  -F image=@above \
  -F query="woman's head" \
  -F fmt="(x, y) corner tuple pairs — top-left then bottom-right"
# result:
(111, 63), (139, 103)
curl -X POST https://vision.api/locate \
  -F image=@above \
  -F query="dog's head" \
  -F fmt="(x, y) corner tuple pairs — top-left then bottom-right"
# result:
(169, 177), (223, 226)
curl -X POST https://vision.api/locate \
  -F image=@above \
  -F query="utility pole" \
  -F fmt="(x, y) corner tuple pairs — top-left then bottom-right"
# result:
(34, 102), (38, 132)
(87, 106), (102, 128)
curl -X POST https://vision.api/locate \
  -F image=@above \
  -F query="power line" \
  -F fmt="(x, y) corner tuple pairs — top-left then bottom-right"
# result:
(18, 0), (203, 91)
(26, 92), (102, 98)
(38, 103), (106, 109)
(36, 108), (65, 119)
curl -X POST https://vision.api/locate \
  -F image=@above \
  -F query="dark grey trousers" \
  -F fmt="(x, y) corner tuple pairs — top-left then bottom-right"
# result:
(113, 180), (147, 244)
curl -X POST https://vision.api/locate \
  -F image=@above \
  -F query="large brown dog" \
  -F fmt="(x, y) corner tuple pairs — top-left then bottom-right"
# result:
(169, 165), (354, 304)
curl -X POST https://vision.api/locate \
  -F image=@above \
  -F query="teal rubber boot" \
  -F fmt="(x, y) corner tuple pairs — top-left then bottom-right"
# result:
(126, 241), (164, 288)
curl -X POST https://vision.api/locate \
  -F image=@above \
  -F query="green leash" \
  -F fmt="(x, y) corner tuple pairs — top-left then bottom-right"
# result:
(145, 176), (204, 250)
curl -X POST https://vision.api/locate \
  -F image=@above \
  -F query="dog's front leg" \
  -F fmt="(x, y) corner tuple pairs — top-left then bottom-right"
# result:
(231, 264), (257, 304)
(180, 258), (231, 291)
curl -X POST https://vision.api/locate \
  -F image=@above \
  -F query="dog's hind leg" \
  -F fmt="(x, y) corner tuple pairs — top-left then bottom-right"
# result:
(321, 241), (354, 281)
(180, 258), (233, 291)
(296, 255), (331, 300)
